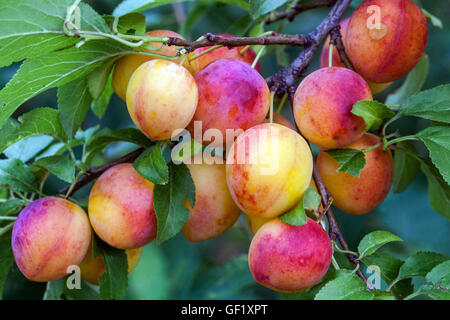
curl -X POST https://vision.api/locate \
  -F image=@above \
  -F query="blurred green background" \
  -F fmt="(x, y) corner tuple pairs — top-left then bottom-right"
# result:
(1, 0), (449, 300)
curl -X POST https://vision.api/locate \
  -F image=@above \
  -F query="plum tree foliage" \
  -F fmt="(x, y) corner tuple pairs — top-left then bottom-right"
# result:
(0, 0), (449, 301)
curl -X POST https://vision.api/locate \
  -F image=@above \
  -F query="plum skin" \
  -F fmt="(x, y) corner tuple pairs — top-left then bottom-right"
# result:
(317, 133), (394, 215)
(126, 59), (198, 141)
(12, 197), (91, 282)
(345, 0), (428, 83)
(293, 67), (372, 149)
(182, 163), (242, 242)
(112, 29), (198, 101)
(190, 58), (270, 147)
(319, 18), (392, 95)
(249, 218), (332, 292)
(79, 244), (142, 285)
(226, 123), (313, 218)
(88, 163), (157, 249)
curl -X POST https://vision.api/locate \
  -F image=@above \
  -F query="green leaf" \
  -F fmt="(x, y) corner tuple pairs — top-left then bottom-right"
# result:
(392, 141), (420, 193)
(419, 260), (450, 300)
(279, 186), (319, 226)
(0, 199), (25, 217)
(91, 72), (114, 119)
(362, 252), (413, 299)
(249, 22), (264, 53)
(351, 100), (395, 131)
(0, 231), (14, 297)
(0, 159), (39, 193)
(153, 163), (195, 244)
(180, 3), (214, 37)
(357, 231), (402, 259)
(93, 237), (128, 300)
(397, 84), (450, 123)
(372, 290), (396, 300)
(87, 59), (116, 100)
(421, 159), (450, 219)
(315, 270), (374, 300)
(44, 278), (101, 300)
(0, 0), (110, 68)
(385, 55), (429, 105)
(416, 125), (450, 185)
(43, 279), (65, 300)
(422, 9), (443, 29)
(104, 13), (146, 35)
(84, 128), (152, 163)
(0, 108), (67, 155)
(57, 79), (93, 138)
(64, 281), (101, 300)
(303, 187), (322, 212)
(113, 0), (250, 16)
(279, 198), (307, 226)
(249, 0), (289, 18)
(226, 14), (254, 36)
(4, 136), (54, 163)
(326, 149), (366, 177)
(32, 155), (76, 183)
(134, 144), (169, 185)
(0, 40), (130, 129)
(392, 252), (449, 287)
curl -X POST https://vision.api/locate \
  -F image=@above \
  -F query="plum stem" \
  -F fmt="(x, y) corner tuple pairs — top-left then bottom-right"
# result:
(329, 44), (334, 68)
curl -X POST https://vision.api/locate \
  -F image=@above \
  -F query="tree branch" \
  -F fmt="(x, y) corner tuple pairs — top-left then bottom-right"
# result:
(167, 32), (310, 51)
(58, 148), (145, 198)
(266, 0), (352, 96)
(329, 25), (354, 70)
(313, 165), (370, 287)
(265, 0), (338, 25)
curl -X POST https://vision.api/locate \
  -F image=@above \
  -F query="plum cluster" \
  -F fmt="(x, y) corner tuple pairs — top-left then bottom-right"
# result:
(11, 0), (428, 293)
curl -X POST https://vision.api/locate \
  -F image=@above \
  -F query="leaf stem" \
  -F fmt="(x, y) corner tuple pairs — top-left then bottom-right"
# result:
(384, 135), (418, 150)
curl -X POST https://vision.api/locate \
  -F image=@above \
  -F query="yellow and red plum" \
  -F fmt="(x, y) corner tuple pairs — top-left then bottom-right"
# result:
(12, 197), (91, 282)
(249, 218), (332, 292)
(191, 58), (270, 147)
(80, 244), (142, 285)
(88, 163), (157, 249)
(317, 133), (394, 215)
(193, 34), (261, 72)
(345, 0), (428, 83)
(126, 59), (198, 141)
(226, 123), (313, 218)
(112, 30), (198, 101)
(182, 163), (242, 242)
(293, 67), (371, 149)
(319, 18), (391, 95)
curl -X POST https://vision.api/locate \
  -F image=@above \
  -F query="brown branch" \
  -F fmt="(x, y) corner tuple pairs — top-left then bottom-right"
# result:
(329, 25), (354, 70)
(312, 165), (370, 287)
(58, 148), (145, 198)
(265, 0), (338, 25)
(266, 0), (352, 96)
(167, 32), (310, 52)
